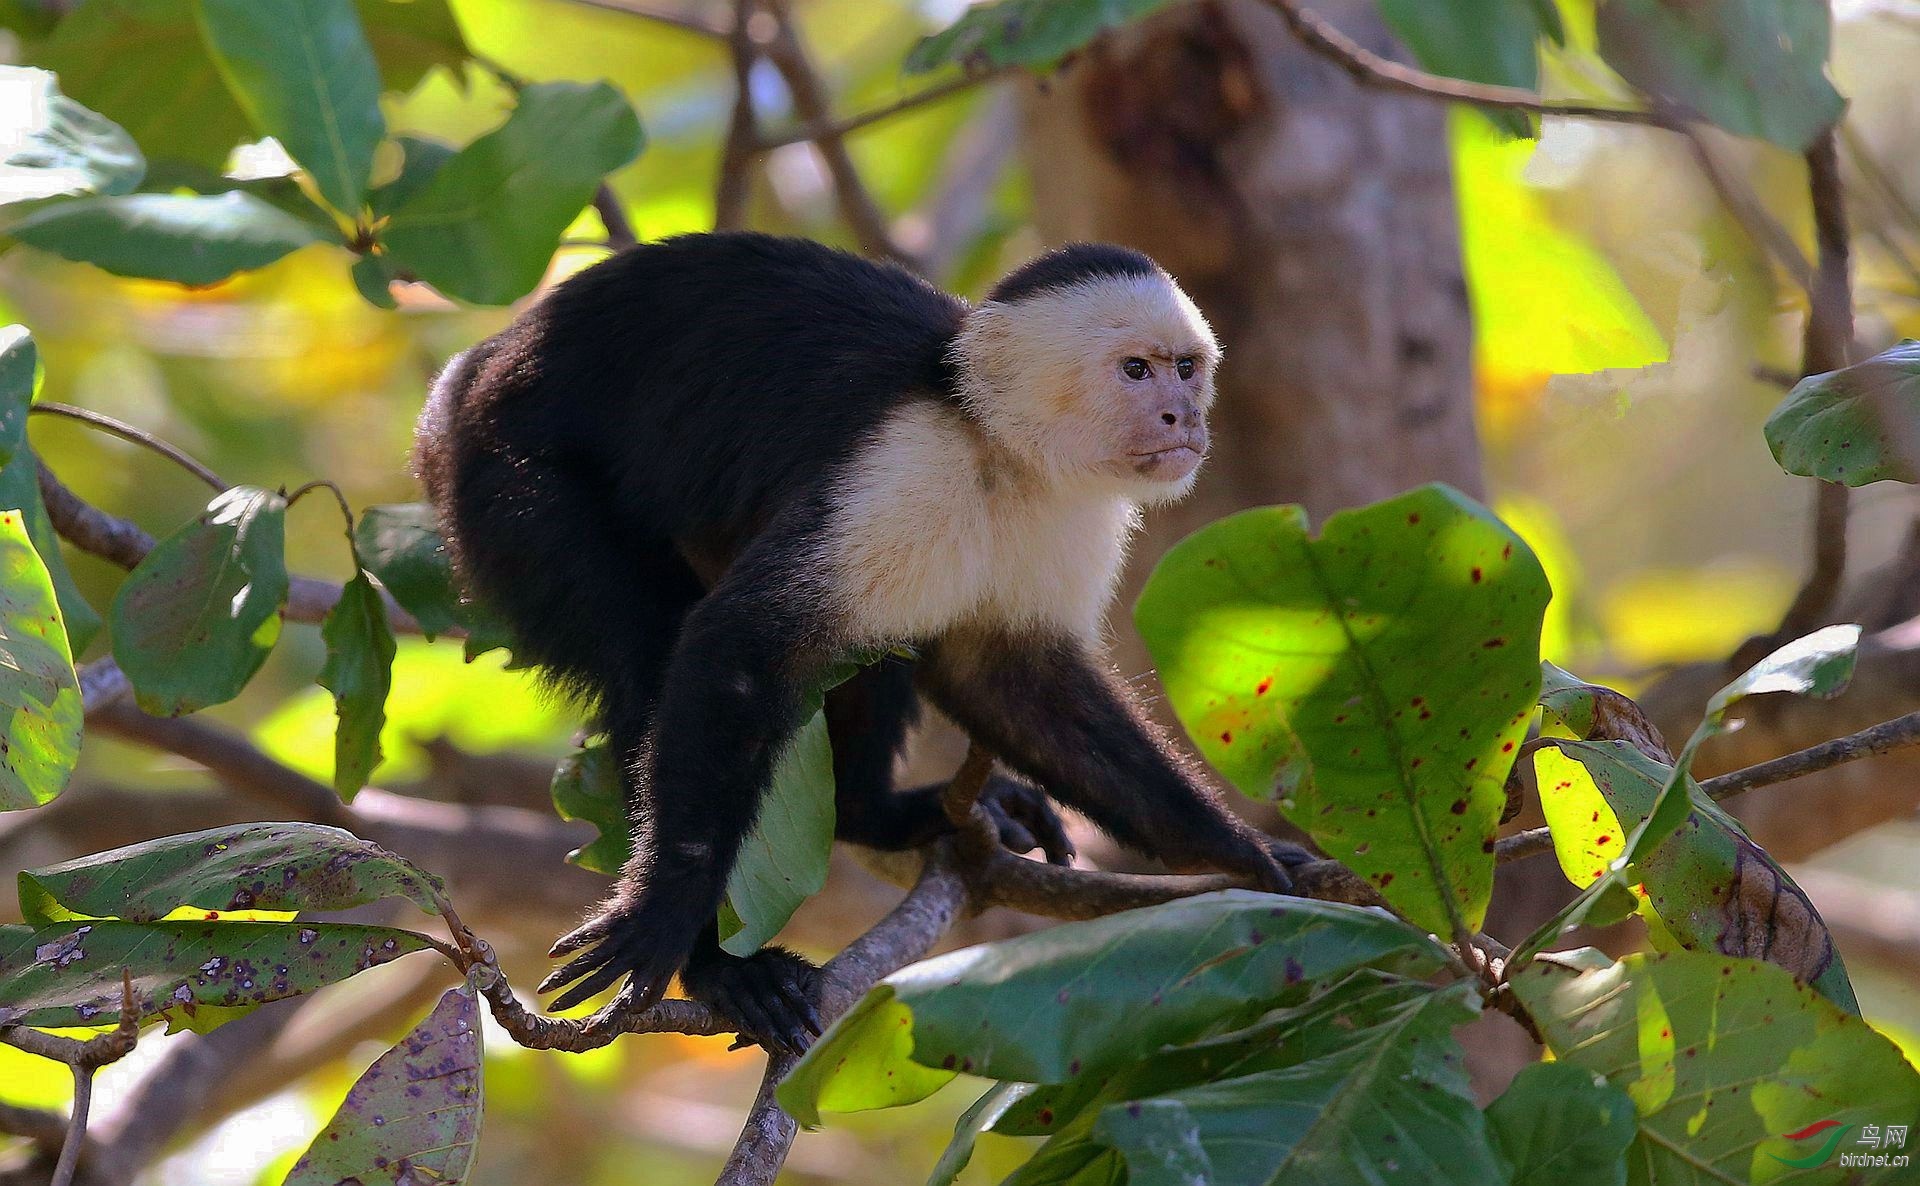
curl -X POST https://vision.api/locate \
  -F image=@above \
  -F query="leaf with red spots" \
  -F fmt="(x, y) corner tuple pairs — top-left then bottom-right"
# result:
(778, 891), (1447, 1126)
(0, 501), (82, 811)
(1512, 951), (1920, 1182)
(1538, 661), (1670, 762)
(111, 485), (289, 716)
(1533, 741), (1856, 1012)
(1136, 484), (1549, 936)
(282, 977), (483, 1186)
(1765, 339), (1920, 487)
(17, 822), (446, 925)
(0, 919), (431, 1028)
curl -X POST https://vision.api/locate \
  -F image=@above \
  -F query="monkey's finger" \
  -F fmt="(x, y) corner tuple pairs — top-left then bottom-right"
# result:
(1021, 806), (1076, 866)
(547, 960), (635, 1013)
(1268, 840), (1317, 869)
(547, 920), (607, 958)
(536, 946), (607, 994)
(990, 810), (1039, 857)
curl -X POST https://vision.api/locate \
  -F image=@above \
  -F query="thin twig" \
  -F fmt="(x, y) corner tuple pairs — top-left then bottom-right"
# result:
(713, 0), (761, 231)
(1497, 708), (1920, 862)
(31, 403), (226, 491)
(49, 1067), (92, 1186)
(565, 0), (728, 37)
(1263, 0), (1667, 126)
(285, 478), (356, 536)
(760, 0), (917, 268)
(752, 68), (1009, 151)
(593, 184), (639, 250)
(1766, 130), (1856, 650)
(1681, 128), (1816, 294)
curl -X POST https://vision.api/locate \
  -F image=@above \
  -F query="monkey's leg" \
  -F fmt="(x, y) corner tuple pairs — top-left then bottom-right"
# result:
(825, 658), (1074, 864)
(541, 568), (829, 1052)
(919, 628), (1308, 891)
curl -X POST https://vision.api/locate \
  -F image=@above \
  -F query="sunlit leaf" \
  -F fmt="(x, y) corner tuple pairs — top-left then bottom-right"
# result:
(1765, 340), (1920, 487)
(283, 977), (482, 1186)
(780, 891), (1449, 1125)
(0, 919), (430, 1027)
(195, 0), (385, 215)
(319, 571), (396, 799)
(9, 191), (328, 285)
(0, 505), (80, 811)
(719, 710), (834, 955)
(1596, 0), (1843, 150)
(111, 485), (289, 716)
(905, 0), (1178, 73)
(1512, 950), (1920, 1181)
(930, 1082), (1032, 1186)
(1136, 484), (1549, 936)
(0, 66), (144, 205)
(1485, 1062), (1636, 1186)
(17, 823), (445, 924)
(381, 81), (642, 304)
(1536, 741), (1857, 1011)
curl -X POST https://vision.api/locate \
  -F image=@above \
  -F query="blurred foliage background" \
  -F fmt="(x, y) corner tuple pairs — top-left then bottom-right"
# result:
(2, 0), (1919, 1182)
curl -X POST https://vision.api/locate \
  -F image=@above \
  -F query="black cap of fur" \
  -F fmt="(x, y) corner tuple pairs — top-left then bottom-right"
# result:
(984, 243), (1160, 305)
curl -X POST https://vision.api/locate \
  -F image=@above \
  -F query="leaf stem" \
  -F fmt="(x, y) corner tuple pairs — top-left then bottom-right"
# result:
(30, 403), (227, 491)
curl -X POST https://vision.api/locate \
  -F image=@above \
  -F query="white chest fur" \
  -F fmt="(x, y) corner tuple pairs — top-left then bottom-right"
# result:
(827, 402), (1139, 642)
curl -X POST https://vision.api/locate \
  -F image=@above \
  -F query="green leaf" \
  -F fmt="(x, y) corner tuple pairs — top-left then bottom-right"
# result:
(1537, 660), (1669, 760)
(357, 0), (467, 94)
(778, 891), (1450, 1125)
(38, 0), (252, 169)
(1596, 0), (1843, 150)
(1136, 483), (1549, 936)
(111, 485), (289, 716)
(9, 191), (327, 285)
(0, 505), (81, 811)
(905, 0), (1179, 74)
(993, 972), (1439, 1140)
(1089, 982), (1494, 1186)
(1536, 741), (1857, 1011)
(1624, 623), (1859, 868)
(0, 919), (430, 1027)
(720, 710), (834, 955)
(369, 136), (453, 220)
(1765, 340), (1920, 487)
(379, 80), (644, 304)
(1485, 1062), (1636, 1186)
(1511, 950), (1920, 1181)
(17, 822), (445, 924)
(194, 0), (385, 215)
(930, 1082), (1032, 1186)
(547, 737), (627, 875)
(1375, 0), (1554, 134)
(0, 66), (144, 205)
(283, 977), (482, 1186)
(351, 502), (460, 637)
(319, 572), (396, 799)
(0, 325), (34, 468)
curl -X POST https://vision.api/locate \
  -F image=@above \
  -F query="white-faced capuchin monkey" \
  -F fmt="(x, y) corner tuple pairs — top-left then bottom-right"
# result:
(413, 233), (1312, 1054)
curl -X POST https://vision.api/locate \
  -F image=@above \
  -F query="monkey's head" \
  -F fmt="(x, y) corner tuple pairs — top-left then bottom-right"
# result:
(955, 244), (1220, 503)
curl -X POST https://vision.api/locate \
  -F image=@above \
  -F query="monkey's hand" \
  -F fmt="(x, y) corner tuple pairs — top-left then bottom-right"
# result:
(681, 943), (822, 1058)
(1221, 833), (1318, 896)
(976, 774), (1076, 866)
(540, 888), (705, 1016)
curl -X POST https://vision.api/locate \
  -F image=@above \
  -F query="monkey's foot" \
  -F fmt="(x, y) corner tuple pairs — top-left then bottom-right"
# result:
(681, 945), (823, 1057)
(978, 775), (1076, 866)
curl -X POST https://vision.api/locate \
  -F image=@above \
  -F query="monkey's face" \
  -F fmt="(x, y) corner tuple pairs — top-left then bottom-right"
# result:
(957, 271), (1220, 502)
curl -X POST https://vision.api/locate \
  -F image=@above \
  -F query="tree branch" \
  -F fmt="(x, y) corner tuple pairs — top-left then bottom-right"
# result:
(1262, 0), (1667, 126)
(752, 67), (1009, 152)
(1680, 128), (1816, 294)
(759, 0), (917, 268)
(1497, 707), (1920, 862)
(38, 461), (428, 637)
(713, 0), (761, 231)
(0, 975), (139, 1186)
(594, 184), (638, 251)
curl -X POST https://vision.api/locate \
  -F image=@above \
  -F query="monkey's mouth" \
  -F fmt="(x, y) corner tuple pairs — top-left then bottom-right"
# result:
(1127, 445), (1205, 480)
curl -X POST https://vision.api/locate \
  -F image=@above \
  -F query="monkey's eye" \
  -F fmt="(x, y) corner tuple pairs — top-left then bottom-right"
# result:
(1175, 356), (1196, 380)
(1122, 357), (1151, 381)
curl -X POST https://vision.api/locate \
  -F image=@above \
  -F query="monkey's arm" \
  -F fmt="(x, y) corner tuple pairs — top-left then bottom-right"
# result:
(918, 628), (1303, 890)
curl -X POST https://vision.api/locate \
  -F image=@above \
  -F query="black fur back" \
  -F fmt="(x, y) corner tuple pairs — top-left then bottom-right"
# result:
(985, 243), (1158, 305)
